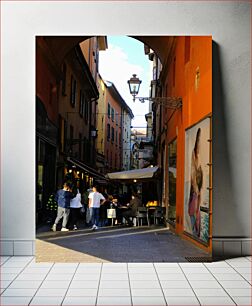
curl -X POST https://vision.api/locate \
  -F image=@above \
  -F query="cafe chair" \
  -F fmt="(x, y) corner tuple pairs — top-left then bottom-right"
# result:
(154, 206), (163, 225)
(136, 207), (149, 226)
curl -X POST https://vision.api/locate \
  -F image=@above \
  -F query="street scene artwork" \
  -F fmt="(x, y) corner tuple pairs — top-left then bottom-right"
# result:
(184, 117), (211, 244)
(36, 35), (212, 261)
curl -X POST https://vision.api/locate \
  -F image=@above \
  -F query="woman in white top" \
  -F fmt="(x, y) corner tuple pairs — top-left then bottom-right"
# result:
(70, 186), (82, 230)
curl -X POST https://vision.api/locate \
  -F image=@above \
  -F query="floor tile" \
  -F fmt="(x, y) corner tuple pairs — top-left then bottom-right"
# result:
(1, 267), (24, 274)
(2, 261), (28, 268)
(62, 296), (96, 305)
(101, 268), (128, 274)
(128, 268), (156, 274)
(1, 274), (18, 281)
(131, 288), (163, 297)
(16, 273), (46, 281)
(129, 273), (158, 281)
(130, 281), (160, 289)
(0, 296), (32, 305)
(204, 262), (230, 268)
(158, 273), (186, 280)
(8, 256), (33, 262)
(27, 262), (54, 268)
(225, 288), (252, 296)
(226, 257), (250, 263)
(101, 274), (128, 281)
(246, 256), (252, 261)
(30, 296), (64, 305)
(207, 267), (237, 274)
(163, 288), (195, 296)
(73, 273), (100, 281)
(132, 296), (166, 305)
(99, 280), (129, 289)
(241, 274), (252, 283)
(50, 267), (77, 274)
(197, 296), (236, 305)
(98, 288), (130, 297)
(155, 267), (183, 273)
(128, 263), (153, 268)
(154, 263), (180, 268)
(1, 288), (37, 296)
(0, 256), (10, 264)
(160, 280), (191, 288)
(182, 267), (209, 274)
(189, 280), (222, 288)
(66, 288), (98, 296)
(22, 267), (50, 274)
(232, 296), (252, 305)
(228, 262), (252, 268)
(185, 273), (215, 281)
(97, 296), (132, 305)
(0, 280), (13, 289)
(180, 263), (205, 267)
(40, 280), (71, 289)
(35, 287), (68, 296)
(214, 273), (246, 281)
(45, 273), (73, 281)
(165, 296), (200, 305)
(219, 280), (252, 288)
(8, 280), (42, 289)
(193, 288), (228, 296)
(53, 263), (78, 268)
(233, 267), (252, 274)
(70, 280), (99, 288)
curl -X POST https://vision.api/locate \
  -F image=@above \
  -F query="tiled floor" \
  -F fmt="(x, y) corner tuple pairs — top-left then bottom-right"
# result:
(0, 256), (251, 305)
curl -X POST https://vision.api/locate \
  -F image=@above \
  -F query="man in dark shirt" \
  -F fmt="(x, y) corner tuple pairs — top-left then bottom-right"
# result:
(51, 182), (73, 232)
(121, 193), (141, 226)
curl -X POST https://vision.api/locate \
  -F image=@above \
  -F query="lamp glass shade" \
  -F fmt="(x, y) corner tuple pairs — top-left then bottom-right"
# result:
(128, 74), (142, 96)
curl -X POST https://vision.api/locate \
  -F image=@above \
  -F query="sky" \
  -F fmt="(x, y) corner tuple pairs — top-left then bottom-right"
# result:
(99, 36), (152, 128)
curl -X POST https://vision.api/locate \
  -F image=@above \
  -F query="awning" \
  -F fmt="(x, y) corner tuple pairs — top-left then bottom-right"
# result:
(67, 157), (106, 180)
(107, 166), (159, 181)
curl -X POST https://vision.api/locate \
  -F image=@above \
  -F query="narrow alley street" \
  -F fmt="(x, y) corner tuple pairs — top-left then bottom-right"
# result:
(36, 226), (208, 263)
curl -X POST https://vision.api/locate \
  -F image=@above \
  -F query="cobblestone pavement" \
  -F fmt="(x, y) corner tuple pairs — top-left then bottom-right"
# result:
(36, 225), (209, 262)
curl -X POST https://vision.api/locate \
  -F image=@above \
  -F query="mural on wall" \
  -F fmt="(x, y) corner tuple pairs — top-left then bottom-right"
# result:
(184, 117), (211, 243)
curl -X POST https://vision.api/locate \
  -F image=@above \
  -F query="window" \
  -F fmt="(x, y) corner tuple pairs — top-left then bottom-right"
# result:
(70, 75), (77, 107)
(107, 124), (110, 141)
(79, 90), (84, 117)
(173, 57), (176, 87)
(116, 112), (119, 125)
(111, 127), (115, 142)
(62, 63), (67, 95)
(111, 108), (115, 121)
(108, 104), (111, 118)
(184, 37), (191, 64)
(84, 97), (89, 122)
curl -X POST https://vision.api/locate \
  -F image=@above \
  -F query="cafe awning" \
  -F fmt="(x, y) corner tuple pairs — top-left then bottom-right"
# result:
(107, 166), (159, 181)
(67, 157), (106, 180)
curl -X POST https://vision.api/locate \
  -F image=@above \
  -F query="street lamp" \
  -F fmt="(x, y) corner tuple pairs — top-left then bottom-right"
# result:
(127, 74), (142, 102)
(127, 74), (182, 109)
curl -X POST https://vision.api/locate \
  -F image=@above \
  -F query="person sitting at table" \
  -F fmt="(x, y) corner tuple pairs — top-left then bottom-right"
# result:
(121, 193), (141, 226)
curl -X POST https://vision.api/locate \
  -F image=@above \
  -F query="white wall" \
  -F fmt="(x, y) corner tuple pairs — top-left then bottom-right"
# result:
(1, 1), (250, 256)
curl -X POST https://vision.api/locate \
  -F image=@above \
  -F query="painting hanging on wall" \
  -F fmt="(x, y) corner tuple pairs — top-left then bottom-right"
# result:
(184, 117), (211, 244)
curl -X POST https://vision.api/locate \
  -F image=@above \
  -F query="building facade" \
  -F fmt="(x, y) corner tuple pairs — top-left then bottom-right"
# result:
(150, 36), (212, 252)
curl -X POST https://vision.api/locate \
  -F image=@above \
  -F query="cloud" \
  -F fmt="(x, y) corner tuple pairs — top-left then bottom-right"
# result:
(99, 44), (151, 128)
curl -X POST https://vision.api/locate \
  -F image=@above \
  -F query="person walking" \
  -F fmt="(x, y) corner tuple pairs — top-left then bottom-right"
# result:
(69, 185), (82, 230)
(88, 186), (105, 230)
(51, 182), (73, 232)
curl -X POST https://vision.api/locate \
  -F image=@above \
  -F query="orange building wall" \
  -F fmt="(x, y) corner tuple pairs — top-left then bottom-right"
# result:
(164, 36), (212, 252)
